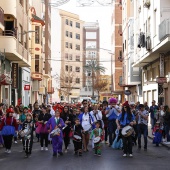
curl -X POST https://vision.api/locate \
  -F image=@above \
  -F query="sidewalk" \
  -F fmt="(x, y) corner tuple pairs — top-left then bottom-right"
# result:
(148, 126), (170, 149)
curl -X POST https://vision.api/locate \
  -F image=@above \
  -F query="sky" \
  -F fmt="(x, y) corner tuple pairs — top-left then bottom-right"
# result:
(51, 0), (113, 75)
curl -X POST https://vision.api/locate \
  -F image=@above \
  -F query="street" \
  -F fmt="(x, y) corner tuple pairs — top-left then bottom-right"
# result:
(0, 138), (170, 170)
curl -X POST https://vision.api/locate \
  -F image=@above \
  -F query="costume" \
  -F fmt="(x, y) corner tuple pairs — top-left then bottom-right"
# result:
(117, 113), (135, 155)
(90, 128), (102, 156)
(46, 117), (65, 155)
(22, 120), (34, 157)
(73, 124), (83, 155)
(0, 116), (18, 151)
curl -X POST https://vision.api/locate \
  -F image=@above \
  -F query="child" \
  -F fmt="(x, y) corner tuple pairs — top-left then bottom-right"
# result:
(90, 121), (103, 156)
(153, 121), (162, 146)
(73, 118), (84, 156)
(22, 113), (34, 158)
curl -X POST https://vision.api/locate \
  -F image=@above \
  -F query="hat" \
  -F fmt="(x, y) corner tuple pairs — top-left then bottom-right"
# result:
(129, 101), (135, 105)
(23, 106), (28, 110)
(123, 101), (129, 107)
(108, 98), (118, 104)
(6, 108), (14, 113)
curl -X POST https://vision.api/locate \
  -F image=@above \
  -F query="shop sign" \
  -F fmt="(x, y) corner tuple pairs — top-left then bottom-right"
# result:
(24, 85), (30, 90)
(124, 90), (131, 96)
(11, 63), (18, 89)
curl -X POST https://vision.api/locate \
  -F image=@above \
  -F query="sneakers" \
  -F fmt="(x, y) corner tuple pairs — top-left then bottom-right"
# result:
(7, 150), (11, 153)
(65, 149), (68, 153)
(45, 147), (48, 151)
(53, 152), (57, 157)
(41, 147), (44, 151)
(14, 141), (17, 144)
(58, 152), (63, 156)
(123, 154), (127, 157)
(79, 152), (82, 156)
(98, 153), (101, 157)
(129, 154), (133, 157)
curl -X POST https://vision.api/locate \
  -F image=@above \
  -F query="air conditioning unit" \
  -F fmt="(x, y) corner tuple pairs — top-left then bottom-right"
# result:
(144, 0), (150, 8)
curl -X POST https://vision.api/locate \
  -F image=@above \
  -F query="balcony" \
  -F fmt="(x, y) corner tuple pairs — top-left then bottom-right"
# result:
(159, 19), (170, 41)
(47, 87), (55, 94)
(0, 31), (31, 67)
(0, 7), (4, 31)
(31, 72), (43, 81)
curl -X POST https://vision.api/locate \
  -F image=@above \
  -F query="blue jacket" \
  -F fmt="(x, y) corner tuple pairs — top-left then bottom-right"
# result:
(78, 113), (95, 129)
(108, 109), (119, 121)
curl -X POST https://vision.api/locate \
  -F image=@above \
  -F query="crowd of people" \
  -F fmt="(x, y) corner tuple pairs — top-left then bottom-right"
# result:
(0, 99), (170, 158)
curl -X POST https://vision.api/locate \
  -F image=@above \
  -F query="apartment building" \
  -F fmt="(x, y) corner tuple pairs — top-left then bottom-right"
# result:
(121, 0), (141, 102)
(111, 0), (124, 103)
(132, 0), (170, 106)
(0, 0), (32, 106)
(58, 10), (84, 103)
(80, 21), (100, 99)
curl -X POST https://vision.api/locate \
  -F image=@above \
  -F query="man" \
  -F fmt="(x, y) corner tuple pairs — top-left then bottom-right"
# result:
(105, 98), (121, 146)
(144, 102), (149, 111)
(149, 100), (159, 129)
(81, 99), (92, 112)
(137, 104), (149, 150)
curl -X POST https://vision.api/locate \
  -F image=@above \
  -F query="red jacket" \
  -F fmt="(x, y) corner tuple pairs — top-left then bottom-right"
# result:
(0, 116), (18, 131)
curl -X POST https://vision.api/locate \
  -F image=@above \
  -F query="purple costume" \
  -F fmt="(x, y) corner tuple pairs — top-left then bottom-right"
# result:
(46, 117), (65, 154)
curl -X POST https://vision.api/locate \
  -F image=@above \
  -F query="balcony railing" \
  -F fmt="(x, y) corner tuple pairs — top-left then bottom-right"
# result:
(159, 19), (170, 41)
(0, 7), (4, 27)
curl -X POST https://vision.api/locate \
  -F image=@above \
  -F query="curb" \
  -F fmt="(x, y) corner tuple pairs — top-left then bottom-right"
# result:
(148, 135), (170, 149)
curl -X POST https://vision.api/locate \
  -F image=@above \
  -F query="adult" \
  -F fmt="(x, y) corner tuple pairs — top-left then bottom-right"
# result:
(61, 106), (73, 152)
(13, 107), (20, 143)
(47, 104), (55, 116)
(149, 100), (159, 129)
(163, 105), (170, 142)
(79, 106), (94, 152)
(106, 98), (121, 146)
(144, 102), (149, 111)
(136, 104), (149, 150)
(102, 101), (108, 143)
(46, 109), (65, 156)
(0, 108), (18, 153)
(38, 106), (51, 151)
(116, 101), (136, 157)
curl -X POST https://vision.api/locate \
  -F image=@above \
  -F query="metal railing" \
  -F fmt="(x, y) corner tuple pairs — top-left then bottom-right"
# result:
(0, 30), (17, 37)
(159, 19), (170, 41)
(0, 7), (4, 26)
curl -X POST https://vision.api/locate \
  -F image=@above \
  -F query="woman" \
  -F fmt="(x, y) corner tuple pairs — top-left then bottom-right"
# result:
(79, 106), (94, 152)
(38, 106), (51, 151)
(13, 107), (20, 143)
(0, 108), (18, 153)
(163, 105), (170, 142)
(61, 106), (73, 152)
(46, 109), (65, 156)
(116, 101), (136, 157)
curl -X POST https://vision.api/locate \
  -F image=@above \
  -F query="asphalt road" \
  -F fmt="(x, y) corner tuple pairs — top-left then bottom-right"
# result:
(0, 138), (170, 170)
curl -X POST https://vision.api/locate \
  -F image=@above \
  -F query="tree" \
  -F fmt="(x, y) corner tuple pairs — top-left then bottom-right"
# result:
(93, 78), (108, 101)
(84, 60), (106, 99)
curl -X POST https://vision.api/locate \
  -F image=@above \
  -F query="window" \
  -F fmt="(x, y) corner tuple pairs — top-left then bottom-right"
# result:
(154, 9), (157, 36)
(65, 42), (68, 48)
(76, 45), (80, 50)
(70, 66), (72, 72)
(119, 50), (122, 57)
(70, 43), (72, 49)
(76, 56), (80, 61)
(69, 77), (72, 83)
(65, 65), (68, 71)
(69, 54), (72, 60)
(65, 53), (68, 60)
(24, 32), (27, 49)
(66, 19), (69, 25)
(76, 33), (80, 40)
(87, 71), (91, 76)
(35, 55), (39, 72)
(66, 31), (69, 37)
(76, 67), (80, 72)
(76, 22), (80, 28)
(65, 77), (68, 83)
(70, 21), (73, 27)
(86, 32), (96, 39)
(35, 26), (40, 44)
(76, 78), (80, 84)
(70, 32), (72, 38)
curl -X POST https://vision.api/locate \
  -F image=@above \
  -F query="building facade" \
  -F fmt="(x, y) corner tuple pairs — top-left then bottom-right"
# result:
(111, 0), (124, 103)
(59, 10), (84, 103)
(80, 21), (100, 99)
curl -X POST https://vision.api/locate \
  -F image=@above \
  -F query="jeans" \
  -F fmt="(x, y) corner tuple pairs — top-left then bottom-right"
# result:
(108, 120), (117, 145)
(151, 118), (156, 129)
(138, 124), (148, 148)
(164, 124), (170, 141)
